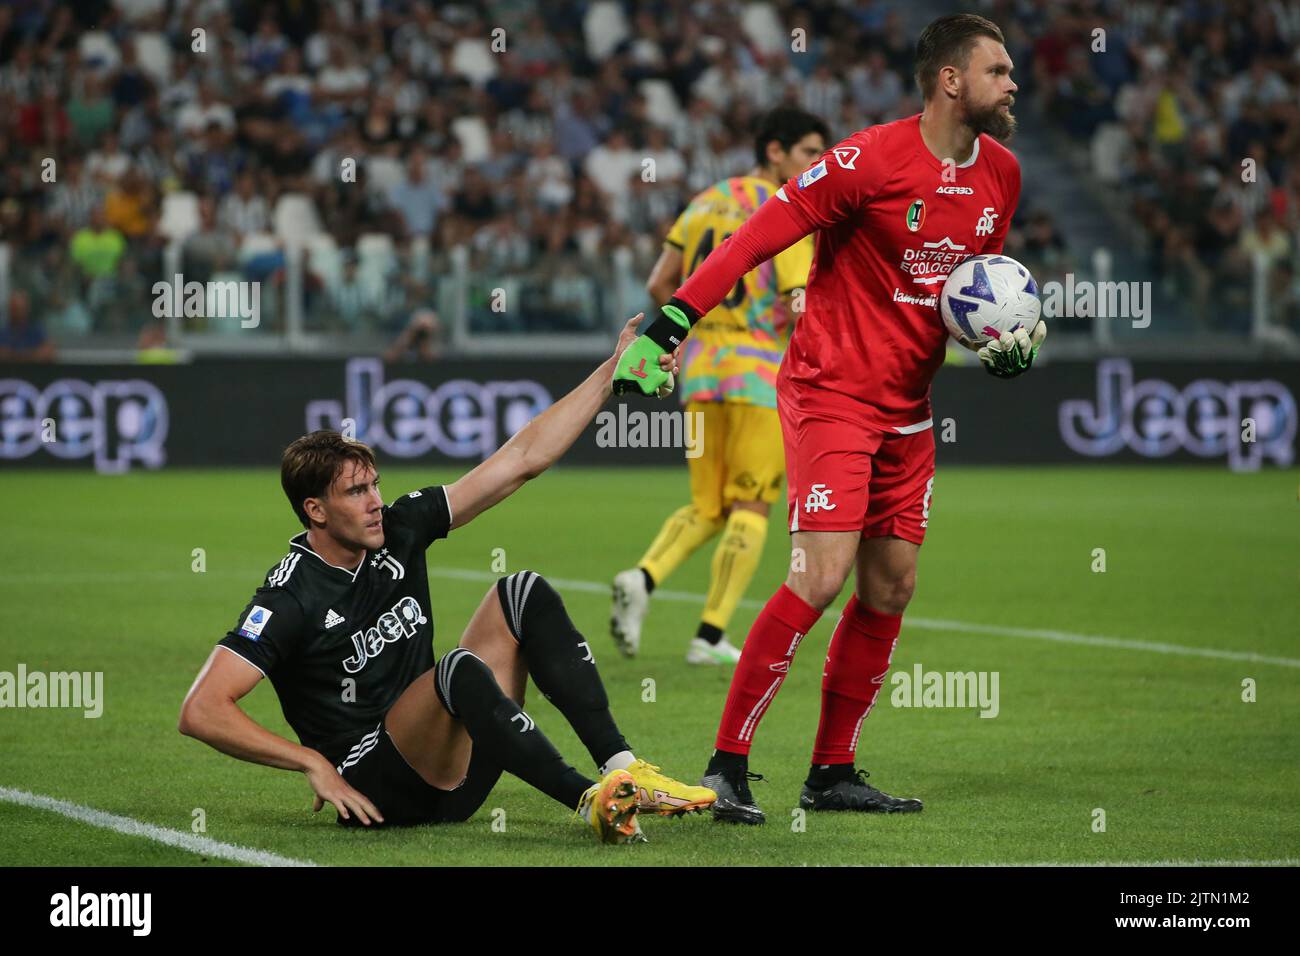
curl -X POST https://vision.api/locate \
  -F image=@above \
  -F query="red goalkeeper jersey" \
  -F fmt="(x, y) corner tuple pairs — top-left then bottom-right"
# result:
(674, 113), (1021, 431)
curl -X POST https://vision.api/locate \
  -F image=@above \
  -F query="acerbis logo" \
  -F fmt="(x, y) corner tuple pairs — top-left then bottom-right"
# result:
(306, 359), (552, 461)
(341, 595), (427, 673)
(935, 185), (973, 195)
(832, 146), (860, 169)
(1059, 359), (1297, 471)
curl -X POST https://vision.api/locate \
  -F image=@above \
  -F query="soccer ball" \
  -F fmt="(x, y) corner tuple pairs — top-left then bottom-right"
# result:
(939, 254), (1041, 350)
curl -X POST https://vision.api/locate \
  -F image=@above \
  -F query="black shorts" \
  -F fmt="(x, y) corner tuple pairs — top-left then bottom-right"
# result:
(334, 720), (504, 828)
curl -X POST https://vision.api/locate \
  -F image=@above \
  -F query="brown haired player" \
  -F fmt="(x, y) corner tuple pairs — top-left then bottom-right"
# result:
(179, 316), (714, 843)
(612, 14), (1047, 823)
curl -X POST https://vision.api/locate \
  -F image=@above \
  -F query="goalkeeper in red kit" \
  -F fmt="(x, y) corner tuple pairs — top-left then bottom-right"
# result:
(612, 14), (1047, 823)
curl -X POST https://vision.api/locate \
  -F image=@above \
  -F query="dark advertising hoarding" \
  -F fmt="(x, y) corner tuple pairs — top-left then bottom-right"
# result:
(1, 357), (1296, 472)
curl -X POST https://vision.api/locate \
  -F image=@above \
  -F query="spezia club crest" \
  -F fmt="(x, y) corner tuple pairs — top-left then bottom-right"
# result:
(906, 199), (926, 232)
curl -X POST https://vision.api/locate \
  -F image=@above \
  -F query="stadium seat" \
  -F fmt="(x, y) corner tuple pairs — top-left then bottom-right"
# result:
(451, 116), (491, 164)
(77, 31), (121, 73)
(356, 233), (398, 297)
(638, 80), (684, 129)
(306, 234), (342, 291)
(133, 33), (173, 86)
(157, 191), (201, 243)
(365, 155), (405, 196)
(583, 1), (629, 60)
(273, 193), (323, 247)
(1090, 123), (1129, 184)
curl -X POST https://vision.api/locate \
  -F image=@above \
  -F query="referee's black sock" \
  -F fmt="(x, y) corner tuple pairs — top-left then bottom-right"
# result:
(497, 572), (631, 770)
(434, 648), (592, 809)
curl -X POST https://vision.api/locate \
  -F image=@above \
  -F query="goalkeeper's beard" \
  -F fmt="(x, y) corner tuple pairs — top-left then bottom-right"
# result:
(961, 90), (1017, 142)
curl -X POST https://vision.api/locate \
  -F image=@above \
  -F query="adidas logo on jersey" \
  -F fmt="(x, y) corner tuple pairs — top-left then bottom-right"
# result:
(324, 609), (345, 629)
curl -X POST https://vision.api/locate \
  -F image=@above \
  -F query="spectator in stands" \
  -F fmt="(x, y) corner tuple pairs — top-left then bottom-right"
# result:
(384, 308), (443, 362)
(182, 197), (237, 282)
(67, 72), (115, 145)
(386, 149), (446, 238)
(0, 291), (56, 361)
(69, 207), (126, 280)
(104, 167), (156, 238)
(219, 169), (270, 237)
(0, 0), (945, 347)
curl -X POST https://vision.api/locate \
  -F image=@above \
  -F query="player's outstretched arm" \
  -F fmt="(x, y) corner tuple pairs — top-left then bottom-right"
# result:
(613, 189), (813, 398)
(179, 646), (383, 825)
(446, 313), (672, 530)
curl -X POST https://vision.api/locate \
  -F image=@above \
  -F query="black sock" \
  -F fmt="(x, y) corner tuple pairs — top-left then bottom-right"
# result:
(434, 647), (592, 809)
(640, 567), (656, 594)
(498, 572), (630, 770)
(706, 748), (748, 775)
(806, 762), (854, 788)
(696, 622), (723, 645)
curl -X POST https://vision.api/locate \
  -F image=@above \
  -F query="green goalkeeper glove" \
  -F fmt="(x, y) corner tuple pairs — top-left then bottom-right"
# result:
(978, 320), (1047, 379)
(612, 303), (694, 398)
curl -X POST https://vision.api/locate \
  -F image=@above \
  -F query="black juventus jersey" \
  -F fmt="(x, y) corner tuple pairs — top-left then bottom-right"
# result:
(218, 486), (452, 766)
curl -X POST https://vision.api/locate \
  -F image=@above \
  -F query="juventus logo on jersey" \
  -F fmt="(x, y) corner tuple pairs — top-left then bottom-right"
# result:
(369, 547), (405, 580)
(510, 712), (535, 733)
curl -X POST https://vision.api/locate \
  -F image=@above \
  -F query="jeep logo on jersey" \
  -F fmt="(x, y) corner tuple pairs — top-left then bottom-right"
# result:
(906, 199), (925, 232)
(975, 206), (999, 236)
(832, 146), (860, 170)
(341, 595), (427, 673)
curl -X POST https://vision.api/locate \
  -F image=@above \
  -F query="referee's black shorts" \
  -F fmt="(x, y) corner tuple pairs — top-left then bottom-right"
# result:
(334, 720), (503, 827)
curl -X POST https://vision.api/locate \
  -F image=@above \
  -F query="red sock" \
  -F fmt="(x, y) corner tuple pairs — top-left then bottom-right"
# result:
(811, 595), (901, 765)
(715, 584), (822, 754)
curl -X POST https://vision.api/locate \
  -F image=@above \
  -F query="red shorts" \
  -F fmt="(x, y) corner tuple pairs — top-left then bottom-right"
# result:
(778, 385), (936, 544)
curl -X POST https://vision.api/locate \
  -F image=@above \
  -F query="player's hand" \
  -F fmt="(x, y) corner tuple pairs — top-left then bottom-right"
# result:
(306, 754), (384, 826)
(978, 319), (1046, 379)
(612, 315), (676, 399)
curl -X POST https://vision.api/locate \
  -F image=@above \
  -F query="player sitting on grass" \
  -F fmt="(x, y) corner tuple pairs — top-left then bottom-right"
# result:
(179, 315), (714, 844)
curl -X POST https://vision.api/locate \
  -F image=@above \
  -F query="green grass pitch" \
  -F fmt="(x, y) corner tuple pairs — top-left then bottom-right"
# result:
(1, 465), (1297, 866)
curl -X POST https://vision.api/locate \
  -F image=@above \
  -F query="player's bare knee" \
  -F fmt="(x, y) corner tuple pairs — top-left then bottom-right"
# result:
(787, 565), (847, 611)
(868, 572), (915, 616)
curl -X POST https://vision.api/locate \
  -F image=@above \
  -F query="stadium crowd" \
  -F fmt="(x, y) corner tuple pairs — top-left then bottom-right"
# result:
(985, 0), (1300, 334)
(5, 0), (1294, 358)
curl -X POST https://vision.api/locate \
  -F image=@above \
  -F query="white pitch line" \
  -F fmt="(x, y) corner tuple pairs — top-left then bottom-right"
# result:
(427, 567), (1300, 670)
(0, 787), (317, 867)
